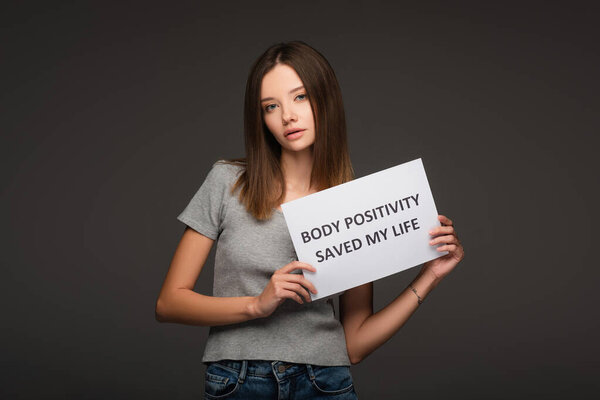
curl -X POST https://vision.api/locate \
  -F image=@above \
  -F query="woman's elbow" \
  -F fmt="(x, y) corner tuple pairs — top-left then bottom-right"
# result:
(155, 297), (169, 323)
(348, 351), (364, 365)
(346, 343), (364, 365)
(349, 355), (362, 365)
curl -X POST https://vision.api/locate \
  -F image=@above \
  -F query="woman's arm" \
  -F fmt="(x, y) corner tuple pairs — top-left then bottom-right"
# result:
(155, 227), (318, 326)
(155, 227), (255, 325)
(339, 269), (439, 364)
(339, 214), (464, 364)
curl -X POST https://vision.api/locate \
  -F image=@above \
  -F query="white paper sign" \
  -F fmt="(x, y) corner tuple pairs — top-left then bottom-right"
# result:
(281, 158), (447, 301)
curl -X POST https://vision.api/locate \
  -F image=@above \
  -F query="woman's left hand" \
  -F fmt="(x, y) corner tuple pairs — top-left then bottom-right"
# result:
(421, 214), (465, 283)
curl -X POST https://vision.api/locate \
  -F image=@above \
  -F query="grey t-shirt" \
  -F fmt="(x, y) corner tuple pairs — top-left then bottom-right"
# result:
(177, 160), (351, 366)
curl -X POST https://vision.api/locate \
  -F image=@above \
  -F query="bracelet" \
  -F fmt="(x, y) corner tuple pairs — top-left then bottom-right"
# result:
(408, 284), (423, 305)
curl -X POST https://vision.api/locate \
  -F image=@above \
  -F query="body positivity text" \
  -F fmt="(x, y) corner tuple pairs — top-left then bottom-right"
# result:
(300, 194), (422, 262)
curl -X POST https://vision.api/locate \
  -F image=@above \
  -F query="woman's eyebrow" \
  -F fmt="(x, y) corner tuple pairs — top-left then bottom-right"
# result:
(261, 86), (304, 102)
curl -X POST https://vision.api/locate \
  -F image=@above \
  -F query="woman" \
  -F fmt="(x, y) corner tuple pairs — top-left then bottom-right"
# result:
(156, 41), (465, 399)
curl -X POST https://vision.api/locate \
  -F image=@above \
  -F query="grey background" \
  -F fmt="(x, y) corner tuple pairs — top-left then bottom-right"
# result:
(2, 1), (599, 399)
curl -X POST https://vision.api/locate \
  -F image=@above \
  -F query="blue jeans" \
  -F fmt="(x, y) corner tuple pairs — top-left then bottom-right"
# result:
(203, 360), (359, 399)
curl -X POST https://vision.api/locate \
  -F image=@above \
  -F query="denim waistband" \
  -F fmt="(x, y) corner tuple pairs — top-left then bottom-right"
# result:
(208, 359), (320, 382)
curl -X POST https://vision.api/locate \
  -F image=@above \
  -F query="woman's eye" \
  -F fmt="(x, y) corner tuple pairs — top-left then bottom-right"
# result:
(264, 94), (306, 112)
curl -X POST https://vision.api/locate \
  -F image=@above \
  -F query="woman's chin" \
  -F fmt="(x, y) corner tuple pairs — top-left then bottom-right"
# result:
(281, 141), (314, 154)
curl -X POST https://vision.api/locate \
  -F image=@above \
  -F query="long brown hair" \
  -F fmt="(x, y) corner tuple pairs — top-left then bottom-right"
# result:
(225, 41), (355, 220)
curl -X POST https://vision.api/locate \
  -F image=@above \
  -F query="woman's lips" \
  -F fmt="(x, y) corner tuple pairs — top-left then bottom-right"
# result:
(285, 129), (305, 140)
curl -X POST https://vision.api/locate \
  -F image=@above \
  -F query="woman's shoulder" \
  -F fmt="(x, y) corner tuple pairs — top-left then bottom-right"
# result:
(212, 159), (245, 175)
(207, 159), (245, 187)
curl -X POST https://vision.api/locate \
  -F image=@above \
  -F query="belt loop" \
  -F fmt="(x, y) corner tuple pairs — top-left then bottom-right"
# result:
(238, 360), (248, 384)
(305, 364), (315, 381)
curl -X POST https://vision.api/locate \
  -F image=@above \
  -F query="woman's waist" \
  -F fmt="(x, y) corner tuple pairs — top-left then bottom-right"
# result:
(206, 359), (308, 378)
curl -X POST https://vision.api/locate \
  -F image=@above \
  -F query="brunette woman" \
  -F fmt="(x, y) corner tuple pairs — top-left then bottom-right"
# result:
(156, 40), (465, 400)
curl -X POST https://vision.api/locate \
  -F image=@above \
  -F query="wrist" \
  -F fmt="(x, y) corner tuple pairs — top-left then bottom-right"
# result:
(420, 267), (443, 289)
(410, 269), (442, 302)
(246, 296), (263, 320)
(245, 297), (259, 319)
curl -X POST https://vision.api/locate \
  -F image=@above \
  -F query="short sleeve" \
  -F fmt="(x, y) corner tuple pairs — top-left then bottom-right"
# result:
(176, 161), (233, 240)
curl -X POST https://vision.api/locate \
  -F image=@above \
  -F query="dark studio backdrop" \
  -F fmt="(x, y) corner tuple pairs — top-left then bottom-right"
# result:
(2, 1), (599, 399)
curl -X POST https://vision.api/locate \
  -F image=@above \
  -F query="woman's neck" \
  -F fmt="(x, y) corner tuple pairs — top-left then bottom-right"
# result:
(280, 146), (314, 193)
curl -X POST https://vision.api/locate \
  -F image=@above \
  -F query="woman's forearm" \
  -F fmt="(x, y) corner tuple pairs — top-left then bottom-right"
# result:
(155, 289), (259, 326)
(346, 269), (441, 363)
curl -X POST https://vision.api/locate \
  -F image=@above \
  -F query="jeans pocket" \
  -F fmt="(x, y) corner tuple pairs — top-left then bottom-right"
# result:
(310, 365), (355, 395)
(204, 363), (240, 399)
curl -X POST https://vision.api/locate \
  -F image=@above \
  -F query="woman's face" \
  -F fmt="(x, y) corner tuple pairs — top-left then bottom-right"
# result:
(260, 64), (316, 153)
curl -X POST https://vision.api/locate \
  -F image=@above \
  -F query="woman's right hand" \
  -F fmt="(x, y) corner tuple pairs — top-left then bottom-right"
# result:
(251, 261), (318, 319)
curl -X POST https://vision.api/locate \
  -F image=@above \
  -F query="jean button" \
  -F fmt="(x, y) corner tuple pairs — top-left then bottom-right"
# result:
(278, 365), (286, 373)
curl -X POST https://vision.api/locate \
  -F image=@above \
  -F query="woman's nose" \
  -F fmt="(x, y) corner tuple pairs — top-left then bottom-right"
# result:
(281, 107), (297, 124)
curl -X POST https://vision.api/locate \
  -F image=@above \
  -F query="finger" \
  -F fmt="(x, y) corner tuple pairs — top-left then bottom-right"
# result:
(436, 244), (457, 252)
(282, 282), (312, 303)
(281, 289), (305, 304)
(429, 234), (458, 246)
(438, 215), (453, 226)
(429, 225), (455, 236)
(276, 261), (316, 275)
(285, 274), (318, 294)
